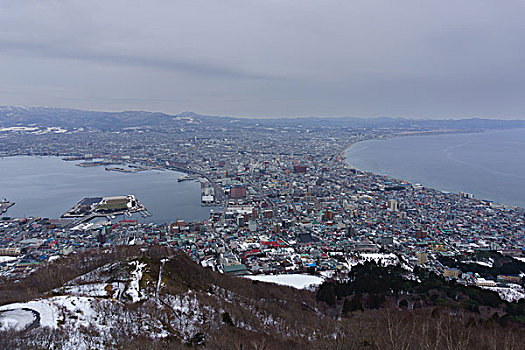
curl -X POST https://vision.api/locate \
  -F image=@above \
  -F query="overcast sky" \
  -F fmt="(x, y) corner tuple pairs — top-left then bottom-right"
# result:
(1, 0), (525, 118)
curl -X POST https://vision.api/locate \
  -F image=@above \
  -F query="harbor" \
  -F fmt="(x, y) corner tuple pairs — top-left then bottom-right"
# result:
(71, 157), (223, 208)
(0, 156), (216, 222)
(62, 195), (148, 225)
(177, 173), (220, 207)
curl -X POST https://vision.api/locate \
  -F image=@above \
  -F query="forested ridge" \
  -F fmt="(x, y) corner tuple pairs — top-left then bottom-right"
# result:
(1, 246), (523, 349)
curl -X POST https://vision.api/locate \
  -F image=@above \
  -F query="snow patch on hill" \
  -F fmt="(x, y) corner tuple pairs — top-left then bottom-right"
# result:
(60, 282), (125, 298)
(345, 252), (399, 269)
(359, 253), (399, 266)
(125, 261), (146, 302)
(479, 284), (525, 302)
(0, 309), (36, 331)
(161, 292), (203, 341)
(465, 260), (493, 268)
(244, 274), (325, 289)
(0, 298), (60, 328)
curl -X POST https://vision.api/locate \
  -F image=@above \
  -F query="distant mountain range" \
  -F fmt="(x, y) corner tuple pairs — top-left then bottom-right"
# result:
(1, 106), (524, 131)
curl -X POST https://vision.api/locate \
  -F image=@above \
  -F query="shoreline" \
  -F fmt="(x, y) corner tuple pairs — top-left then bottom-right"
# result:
(341, 128), (485, 168)
(341, 128), (525, 210)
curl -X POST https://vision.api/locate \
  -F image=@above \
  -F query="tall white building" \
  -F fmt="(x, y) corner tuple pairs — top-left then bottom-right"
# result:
(387, 199), (398, 211)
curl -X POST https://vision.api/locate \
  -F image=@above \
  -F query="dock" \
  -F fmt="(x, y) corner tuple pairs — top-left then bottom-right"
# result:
(105, 167), (138, 173)
(178, 174), (200, 182)
(140, 210), (152, 218)
(0, 201), (15, 215)
(61, 195), (148, 227)
(77, 161), (116, 167)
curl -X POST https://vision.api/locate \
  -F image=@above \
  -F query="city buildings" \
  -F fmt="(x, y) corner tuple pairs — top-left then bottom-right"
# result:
(1, 120), (523, 301)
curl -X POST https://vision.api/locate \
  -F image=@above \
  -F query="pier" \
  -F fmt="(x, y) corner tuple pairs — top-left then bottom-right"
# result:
(1, 200), (15, 215)
(177, 174), (200, 182)
(62, 195), (148, 227)
(105, 167), (138, 173)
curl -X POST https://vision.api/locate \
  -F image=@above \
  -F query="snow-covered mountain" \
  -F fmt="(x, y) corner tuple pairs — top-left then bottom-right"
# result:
(2, 106), (524, 131)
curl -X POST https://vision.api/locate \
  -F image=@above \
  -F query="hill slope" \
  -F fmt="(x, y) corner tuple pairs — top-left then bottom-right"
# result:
(0, 247), (523, 350)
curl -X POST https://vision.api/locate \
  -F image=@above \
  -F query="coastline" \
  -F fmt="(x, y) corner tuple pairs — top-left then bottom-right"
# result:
(341, 128), (484, 168)
(341, 128), (525, 210)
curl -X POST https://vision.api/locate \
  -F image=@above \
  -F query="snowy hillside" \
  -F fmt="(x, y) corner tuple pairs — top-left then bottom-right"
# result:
(1, 247), (524, 350)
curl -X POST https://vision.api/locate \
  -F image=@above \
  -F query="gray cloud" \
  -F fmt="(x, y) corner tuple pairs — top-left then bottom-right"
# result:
(1, 0), (525, 118)
(0, 39), (270, 79)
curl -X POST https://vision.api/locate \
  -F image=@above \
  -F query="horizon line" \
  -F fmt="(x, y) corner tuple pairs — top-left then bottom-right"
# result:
(1, 105), (525, 122)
